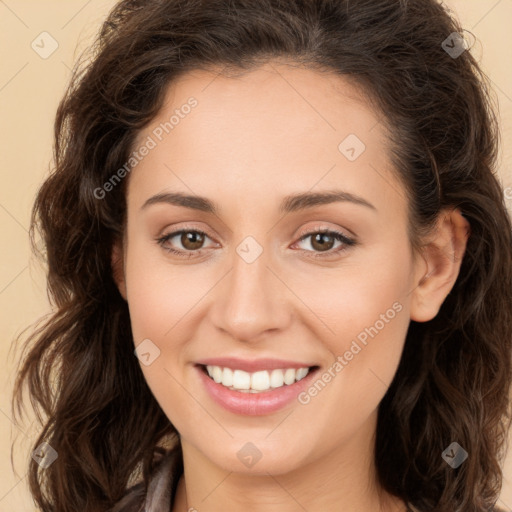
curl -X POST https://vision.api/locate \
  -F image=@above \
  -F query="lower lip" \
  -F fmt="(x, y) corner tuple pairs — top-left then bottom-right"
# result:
(196, 365), (319, 416)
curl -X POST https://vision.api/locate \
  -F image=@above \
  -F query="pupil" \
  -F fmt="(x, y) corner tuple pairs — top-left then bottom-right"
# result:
(183, 231), (204, 249)
(313, 233), (333, 251)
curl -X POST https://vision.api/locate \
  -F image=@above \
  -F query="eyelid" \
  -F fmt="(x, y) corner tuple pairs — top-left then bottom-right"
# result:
(157, 222), (216, 241)
(158, 222), (354, 242)
(294, 223), (355, 242)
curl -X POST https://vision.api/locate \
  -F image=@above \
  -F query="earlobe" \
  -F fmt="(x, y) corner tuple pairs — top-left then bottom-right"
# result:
(410, 208), (470, 322)
(111, 240), (127, 301)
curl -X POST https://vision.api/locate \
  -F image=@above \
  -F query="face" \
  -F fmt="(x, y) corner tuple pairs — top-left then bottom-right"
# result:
(114, 61), (427, 476)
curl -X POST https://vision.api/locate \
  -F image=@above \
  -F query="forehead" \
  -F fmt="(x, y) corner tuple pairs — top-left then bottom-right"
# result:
(127, 62), (405, 220)
(134, 61), (384, 152)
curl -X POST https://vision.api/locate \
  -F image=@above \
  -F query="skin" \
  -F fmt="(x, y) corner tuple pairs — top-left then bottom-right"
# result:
(112, 61), (469, 512)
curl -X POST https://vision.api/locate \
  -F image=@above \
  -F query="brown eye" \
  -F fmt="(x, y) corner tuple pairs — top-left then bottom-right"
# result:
(309, 232), (337, 252)
(294, 229), (355, 258)
(156, 228), (215, 257)
(179, 231), (205, 250)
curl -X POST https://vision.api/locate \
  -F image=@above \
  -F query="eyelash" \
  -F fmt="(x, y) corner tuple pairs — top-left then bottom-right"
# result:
(156, 226), (356, 260)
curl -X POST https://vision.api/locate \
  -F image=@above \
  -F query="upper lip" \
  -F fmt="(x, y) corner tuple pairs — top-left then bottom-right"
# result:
(195, 357), (317, 373)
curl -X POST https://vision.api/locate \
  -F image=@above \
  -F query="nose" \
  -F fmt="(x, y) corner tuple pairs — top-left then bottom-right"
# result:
(209, 239), (292, 343)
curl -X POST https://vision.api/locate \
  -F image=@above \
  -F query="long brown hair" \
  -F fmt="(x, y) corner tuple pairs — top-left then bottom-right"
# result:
(12, 1), (512, 511)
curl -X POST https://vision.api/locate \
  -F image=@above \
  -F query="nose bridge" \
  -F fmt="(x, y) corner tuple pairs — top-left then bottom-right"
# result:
(210, 233), (291, 342)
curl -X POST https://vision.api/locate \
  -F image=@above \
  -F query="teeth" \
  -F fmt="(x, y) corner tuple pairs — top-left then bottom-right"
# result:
(232, 369), (251, 390)
(296, 367), (309, 380)
(205, 365), (311, 392)
(251, 370), (270, 391)
(222, 367), (233, 387)
(283, 368), (296, 385)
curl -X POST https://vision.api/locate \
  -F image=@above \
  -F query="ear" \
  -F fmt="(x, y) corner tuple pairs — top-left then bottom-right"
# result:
(111, 238), (127, 301)
(410, 208), (470, 322)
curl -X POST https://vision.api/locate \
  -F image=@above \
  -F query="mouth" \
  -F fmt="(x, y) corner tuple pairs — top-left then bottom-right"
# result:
(197, 363), (320, 393)
(195, 362), (321, 415)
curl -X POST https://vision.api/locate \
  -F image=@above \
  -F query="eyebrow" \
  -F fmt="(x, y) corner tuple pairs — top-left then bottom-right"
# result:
(140, 190), (376, 214)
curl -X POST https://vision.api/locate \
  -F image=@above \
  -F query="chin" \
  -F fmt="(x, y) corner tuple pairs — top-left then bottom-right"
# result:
(199, 438), (310, 476)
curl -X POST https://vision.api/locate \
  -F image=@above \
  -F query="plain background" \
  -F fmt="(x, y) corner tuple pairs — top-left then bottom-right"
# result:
(1, 0), (511, 510)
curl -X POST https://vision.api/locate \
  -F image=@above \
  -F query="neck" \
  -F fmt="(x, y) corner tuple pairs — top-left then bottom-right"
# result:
(172, 412), (406, 512)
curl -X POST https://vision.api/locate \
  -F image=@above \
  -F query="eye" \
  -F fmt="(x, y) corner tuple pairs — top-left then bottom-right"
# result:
(292, 228), (356, 258)
(156, 228), (217, 258)
(156, 226), (356, 259)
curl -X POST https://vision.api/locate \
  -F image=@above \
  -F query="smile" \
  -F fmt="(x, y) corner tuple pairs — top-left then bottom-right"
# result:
(196, 362), (321, 415)
(205, 365), (312, 392)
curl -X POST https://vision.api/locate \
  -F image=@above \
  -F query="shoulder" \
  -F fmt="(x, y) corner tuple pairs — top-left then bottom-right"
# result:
(408, 504), (508, 512)
(108, 448), (182, 512)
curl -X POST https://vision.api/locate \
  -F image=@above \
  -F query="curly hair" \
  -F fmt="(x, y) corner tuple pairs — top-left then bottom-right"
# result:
(12, 0), (512, 511)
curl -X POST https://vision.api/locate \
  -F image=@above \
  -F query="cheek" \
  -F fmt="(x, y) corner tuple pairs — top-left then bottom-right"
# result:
(324, 268), (410, 355)
(286, 243), (413, 350)
(124, 239), (212, 343)
(288, 244), (413, 407)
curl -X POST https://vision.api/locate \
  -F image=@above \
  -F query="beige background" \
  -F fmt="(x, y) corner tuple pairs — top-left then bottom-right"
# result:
(1, 0), (511, 510)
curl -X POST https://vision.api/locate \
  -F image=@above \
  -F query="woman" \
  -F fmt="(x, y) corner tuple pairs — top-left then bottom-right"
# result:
(12, 0), (512, 511)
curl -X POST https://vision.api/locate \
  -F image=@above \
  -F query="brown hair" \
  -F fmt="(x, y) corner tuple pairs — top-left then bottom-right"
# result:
(12, 0), (512, 511)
